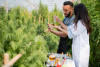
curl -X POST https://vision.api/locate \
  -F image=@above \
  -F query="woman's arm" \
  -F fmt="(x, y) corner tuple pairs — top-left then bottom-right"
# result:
(53, 26), (68, 35)
(47, 24), (67, 37)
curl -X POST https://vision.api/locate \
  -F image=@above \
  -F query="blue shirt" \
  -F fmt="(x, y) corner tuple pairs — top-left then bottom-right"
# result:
(63, 15), (75, 38)
(63, 15), (75, 27)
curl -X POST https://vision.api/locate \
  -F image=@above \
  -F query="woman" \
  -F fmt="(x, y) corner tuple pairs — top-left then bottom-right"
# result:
(48, 3), (92, 67)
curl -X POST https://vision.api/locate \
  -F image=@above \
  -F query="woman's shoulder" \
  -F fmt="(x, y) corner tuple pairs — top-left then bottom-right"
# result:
(78, 20), (82, 23)
(77, 20), (86, 29)
(77, 20), (84, 26)
(69, 20), (85, 28)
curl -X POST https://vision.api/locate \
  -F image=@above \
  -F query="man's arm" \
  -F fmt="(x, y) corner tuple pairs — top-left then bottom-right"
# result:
(59, 21), (68, 30)
(55, 16), (68, 30)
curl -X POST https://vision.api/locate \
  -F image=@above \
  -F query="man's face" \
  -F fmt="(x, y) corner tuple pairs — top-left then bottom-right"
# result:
(63, 5), (73, 17)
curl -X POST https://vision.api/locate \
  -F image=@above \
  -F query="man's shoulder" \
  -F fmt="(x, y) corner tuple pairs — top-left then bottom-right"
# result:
(65, 15), (75, 20)
(67, 16), (74, 26)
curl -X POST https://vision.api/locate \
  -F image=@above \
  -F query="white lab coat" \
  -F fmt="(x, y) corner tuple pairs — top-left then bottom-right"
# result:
(67, 20), (90, 67)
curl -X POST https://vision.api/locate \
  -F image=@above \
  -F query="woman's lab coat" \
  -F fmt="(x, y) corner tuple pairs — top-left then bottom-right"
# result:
(68, 20), (90, 67)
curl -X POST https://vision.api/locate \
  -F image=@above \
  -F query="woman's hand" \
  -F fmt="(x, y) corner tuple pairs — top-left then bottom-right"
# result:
(53, 26), (62, 30)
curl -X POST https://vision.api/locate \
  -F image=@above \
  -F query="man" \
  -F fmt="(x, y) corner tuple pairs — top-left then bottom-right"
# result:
(48, 1), (74, 54)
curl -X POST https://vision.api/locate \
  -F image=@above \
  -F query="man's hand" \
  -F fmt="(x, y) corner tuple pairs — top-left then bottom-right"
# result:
(49, 23), (54, 27)
(47, 24), (53, 32)
(54, 16), (62, 23)
(54, 16), (68, 30)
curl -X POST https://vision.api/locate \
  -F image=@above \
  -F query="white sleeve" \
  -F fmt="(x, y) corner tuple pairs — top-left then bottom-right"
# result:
(67, 26), (75, 39)
(68, 20), (86, 39)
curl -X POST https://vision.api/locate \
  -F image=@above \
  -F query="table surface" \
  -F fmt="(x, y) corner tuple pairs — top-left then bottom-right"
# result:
(46, 53), (75, 67)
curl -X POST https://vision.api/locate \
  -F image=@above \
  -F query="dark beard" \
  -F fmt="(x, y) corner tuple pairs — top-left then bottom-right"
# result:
(65, 12), (71, 17)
